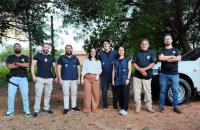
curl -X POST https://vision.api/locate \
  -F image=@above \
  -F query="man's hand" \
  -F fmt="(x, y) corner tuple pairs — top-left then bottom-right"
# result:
(54, 77), (58, 83)
(32, 75), (37, 82)
(77, 78), (80, 85)
(59, 79), (63, 85)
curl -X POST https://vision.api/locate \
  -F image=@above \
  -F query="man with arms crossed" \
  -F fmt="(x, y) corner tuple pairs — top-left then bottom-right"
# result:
(158, 34), (182, 114)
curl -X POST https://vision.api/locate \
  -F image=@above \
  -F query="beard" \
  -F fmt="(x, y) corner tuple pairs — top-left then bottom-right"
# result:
(43, 49), (49, 54)
(66, 51), (72, 56)
(15, 49), (21, 54)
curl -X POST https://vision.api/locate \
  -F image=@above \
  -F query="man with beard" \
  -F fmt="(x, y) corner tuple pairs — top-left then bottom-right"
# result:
(31, 43), (57, 117)
(57, 45), (81, 115)
(5, 43), (31, 118)
(158, 34), (182, 114)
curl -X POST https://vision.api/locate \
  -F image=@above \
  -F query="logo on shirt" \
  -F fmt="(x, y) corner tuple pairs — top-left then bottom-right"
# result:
(21, 58), (25, 62)
(44, 58), (48, 62)
(102, 62), (105, 65)
(172, 51), (176, 54)
(147, 55), (150, 60)
(65, 64), (68, 67)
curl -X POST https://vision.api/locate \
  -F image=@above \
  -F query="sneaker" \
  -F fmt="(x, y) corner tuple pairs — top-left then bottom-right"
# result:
(33, 112), (38, 117)
(113, 104), (118, 109)
(146, 107), (155, 113)
(158, 107), (164, 113)
(63, 109), (69, 115)
(44, 109), (53, 114)
(147, 108), (155, 113)
(119, 109), (128, 116)
(24, 112), (31, 118)
(5, 112), (14, 118)
(72, 107), (80, 112)
(135, 104), (141, 114)
(174, 107), (182, 114)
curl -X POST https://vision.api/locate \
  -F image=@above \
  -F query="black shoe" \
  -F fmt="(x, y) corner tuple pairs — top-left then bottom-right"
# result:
(103, 105), (108, 109)
(44, 109), (53, 114)
(33, 112), (38, 117)
(72, 107), (80, 112)
(158, 107), (164, 113)
(113, 105), (118, 109)
(174, 107), (182, 114)
(63, 109), (69, 115)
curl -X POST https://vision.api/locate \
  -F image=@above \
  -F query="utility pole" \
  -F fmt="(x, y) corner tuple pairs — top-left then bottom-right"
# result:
(26, 8), (32, 71)
(51, 15), (55, 58)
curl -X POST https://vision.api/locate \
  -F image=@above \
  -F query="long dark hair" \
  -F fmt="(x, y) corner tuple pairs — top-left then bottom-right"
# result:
(116, 46), (126, 59)
(88, 48), (99, 61)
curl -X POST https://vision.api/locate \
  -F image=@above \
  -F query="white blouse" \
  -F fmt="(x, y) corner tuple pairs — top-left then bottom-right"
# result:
(82, 58), (102, 76)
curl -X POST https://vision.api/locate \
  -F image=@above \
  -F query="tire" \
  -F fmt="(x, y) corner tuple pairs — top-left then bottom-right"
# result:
(166, 78), (191, 105)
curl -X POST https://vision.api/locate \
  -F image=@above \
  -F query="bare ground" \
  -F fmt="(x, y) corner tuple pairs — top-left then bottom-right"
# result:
(0, 82), (200, 130)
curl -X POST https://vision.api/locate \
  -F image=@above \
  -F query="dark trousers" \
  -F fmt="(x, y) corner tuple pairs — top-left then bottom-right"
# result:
(101, 76), (117, 107)
(115, 84), (130, 111)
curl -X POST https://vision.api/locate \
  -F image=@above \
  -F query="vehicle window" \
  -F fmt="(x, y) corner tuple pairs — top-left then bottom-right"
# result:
(182, 48), (200, 61)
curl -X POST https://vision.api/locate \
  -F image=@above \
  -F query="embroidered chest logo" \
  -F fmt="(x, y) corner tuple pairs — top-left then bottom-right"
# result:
(21, 58), (25, 62)
(147, 55), (150, 60)
(44, 58), (48, 62)
(172, 51), (176, 54)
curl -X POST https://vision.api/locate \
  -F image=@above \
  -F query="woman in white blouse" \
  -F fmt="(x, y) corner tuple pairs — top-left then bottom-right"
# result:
(81, 48), (102, 112)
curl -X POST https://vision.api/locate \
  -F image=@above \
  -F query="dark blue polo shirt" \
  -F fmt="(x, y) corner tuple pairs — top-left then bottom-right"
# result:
(57, 55), (80, 80)
(132, 49), (156, 79)
(33, 53), (55, 78)
(158, 48), (181, 74)
(99, 49), (116, 77)
(6, 54), (29, 77)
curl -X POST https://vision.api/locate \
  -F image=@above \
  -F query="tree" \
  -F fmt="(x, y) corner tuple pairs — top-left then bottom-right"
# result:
(61, 0), (200, 54)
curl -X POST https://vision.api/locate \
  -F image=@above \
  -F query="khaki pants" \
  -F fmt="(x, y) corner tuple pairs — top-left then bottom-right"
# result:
(83, 74), (100, 112)
(62, 80), (78, 109)
(133, 77), (152, 108)
(34, 77), (53, 112)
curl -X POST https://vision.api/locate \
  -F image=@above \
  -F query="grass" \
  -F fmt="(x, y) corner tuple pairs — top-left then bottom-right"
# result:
(0, 66), (9, 86)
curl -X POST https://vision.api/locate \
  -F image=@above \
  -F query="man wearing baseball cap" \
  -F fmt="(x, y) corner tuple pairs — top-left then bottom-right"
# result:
(5, 43), (31, 118)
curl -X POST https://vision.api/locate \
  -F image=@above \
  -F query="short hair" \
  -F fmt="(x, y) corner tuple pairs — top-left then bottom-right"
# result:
(13, 43), (21, 48)
(101, 39), (110, 45)
(140, 39), (149, 44)
(65, 44), (73, 49)
(164, 34), (172, 38)
(42, 43), (50, 47)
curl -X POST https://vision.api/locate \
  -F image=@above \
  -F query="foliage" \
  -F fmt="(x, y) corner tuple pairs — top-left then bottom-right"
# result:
(0, 66), (9, 86)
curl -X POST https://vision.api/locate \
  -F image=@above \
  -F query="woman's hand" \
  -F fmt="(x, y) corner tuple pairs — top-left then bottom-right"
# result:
(125, 79), (130, 85)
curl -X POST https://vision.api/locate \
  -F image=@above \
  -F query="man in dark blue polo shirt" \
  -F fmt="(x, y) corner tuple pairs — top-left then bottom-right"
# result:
(31, 43), (57, 117)
(132, 39), (156, 113)
(5, 43), (31, 118)
(158, 34), (182, 114)
(57, 44), (81, 115)
(99, 40), (117, 109)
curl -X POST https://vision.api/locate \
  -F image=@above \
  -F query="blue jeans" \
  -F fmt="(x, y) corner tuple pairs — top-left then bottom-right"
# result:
(159, 73), (179, 108)
(7, 77), (30, 113)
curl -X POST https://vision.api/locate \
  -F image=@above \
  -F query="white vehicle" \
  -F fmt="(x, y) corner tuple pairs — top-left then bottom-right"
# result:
(151, 48), (200, 104)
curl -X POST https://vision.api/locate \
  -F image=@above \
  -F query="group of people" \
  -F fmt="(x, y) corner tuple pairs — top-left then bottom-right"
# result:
(4, 33), (182, 118)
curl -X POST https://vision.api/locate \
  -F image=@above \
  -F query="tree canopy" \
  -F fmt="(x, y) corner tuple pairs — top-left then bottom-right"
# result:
(0, 0), (200, 55)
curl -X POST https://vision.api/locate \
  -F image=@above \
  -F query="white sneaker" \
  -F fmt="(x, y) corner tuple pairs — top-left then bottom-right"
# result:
(119, 109), (128, 116)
